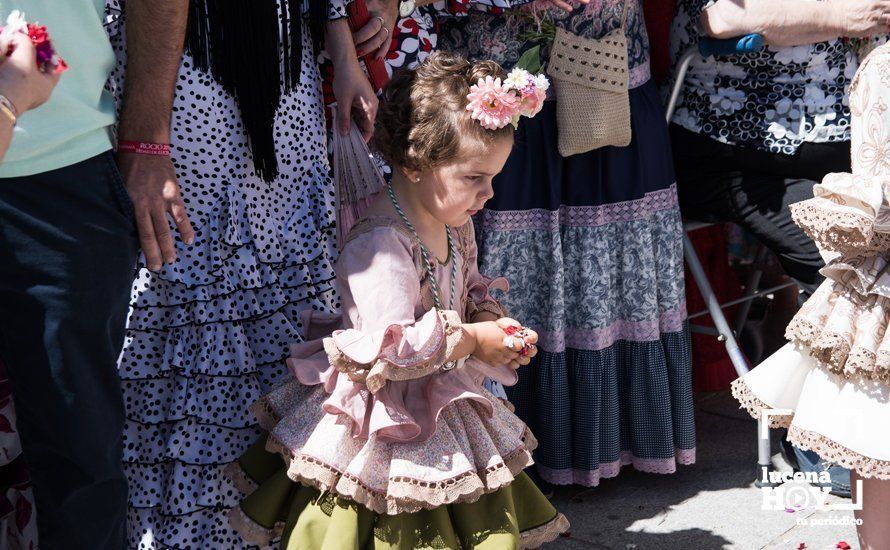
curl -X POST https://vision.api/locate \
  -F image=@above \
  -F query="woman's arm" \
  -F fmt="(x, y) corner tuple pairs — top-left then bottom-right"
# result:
(0, 34), (60, 161)
(701, 0), (890, 47)
(327, 18), (379, 139)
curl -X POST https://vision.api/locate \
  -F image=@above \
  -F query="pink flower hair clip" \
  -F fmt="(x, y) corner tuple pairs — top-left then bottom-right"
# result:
(466, 68), (549, 130)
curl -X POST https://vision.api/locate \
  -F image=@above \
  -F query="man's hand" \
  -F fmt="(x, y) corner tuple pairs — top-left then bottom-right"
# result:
(117, 0), (190, 269)
(116, 153), (193, 271)
(354, 0), (398, 60)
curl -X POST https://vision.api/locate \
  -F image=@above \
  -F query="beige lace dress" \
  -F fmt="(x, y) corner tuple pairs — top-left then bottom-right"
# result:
(731, 44), (890, 478)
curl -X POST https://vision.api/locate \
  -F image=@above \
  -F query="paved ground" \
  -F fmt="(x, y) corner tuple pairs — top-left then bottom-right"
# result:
(547, 391), (861, 550)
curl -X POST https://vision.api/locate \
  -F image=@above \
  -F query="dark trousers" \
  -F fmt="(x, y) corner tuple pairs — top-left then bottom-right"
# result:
(0, 152), (137, 548)
(670, 125), (851, 287)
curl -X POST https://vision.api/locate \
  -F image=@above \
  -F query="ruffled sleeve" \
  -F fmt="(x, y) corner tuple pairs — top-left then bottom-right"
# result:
(790, 48), (890, 255)
(456, 220), (510, 321)
(789, 172), (890, 256)
(324, 227), (470, 393)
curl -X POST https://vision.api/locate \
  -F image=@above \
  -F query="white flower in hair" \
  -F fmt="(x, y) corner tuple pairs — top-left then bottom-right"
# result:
(534, 74), (550, 92)
(505, 68), (533, 90)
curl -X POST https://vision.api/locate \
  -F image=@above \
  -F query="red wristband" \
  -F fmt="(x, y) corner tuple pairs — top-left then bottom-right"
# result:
(117, 141), (171, 156)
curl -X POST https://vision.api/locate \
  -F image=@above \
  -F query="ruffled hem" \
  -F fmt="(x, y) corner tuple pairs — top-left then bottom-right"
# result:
(227, 505), (283, 547)
(784, 280), (890, 382)
(130, 180), (336, 304)
(791, 200), (890, 256)
(120, 309), (304, 380)
(225, 488), (568, 549)
(735, 370), (890, 479)
(787, 317), (890, 383)
(820, 254), (890, 300)
(730, 378), (793, 428)
(259, 424), (536, 516)
(789, 171), (890, 256)
(124, 457), (257, 514)
(731, 343), (890, 480)
(123, 417), (265, 465)
(537, 448), (697, 487)
(224, 461), (259, 495)
(245, 378), (537, 515)
(519, 513), (570, 549)
(788, 425), (890, 480)
(127, 503), (269, 550)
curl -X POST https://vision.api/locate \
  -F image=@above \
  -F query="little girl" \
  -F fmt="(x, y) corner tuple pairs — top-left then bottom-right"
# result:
(225, 52), (569, 548)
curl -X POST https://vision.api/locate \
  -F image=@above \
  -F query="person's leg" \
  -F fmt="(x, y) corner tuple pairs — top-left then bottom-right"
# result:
(671, 126), (824, 288)
(671, 125), (739, 224)
(0, 152), (137, 548)
(852, 470), (890, 550)
(722, 175), (824, 288)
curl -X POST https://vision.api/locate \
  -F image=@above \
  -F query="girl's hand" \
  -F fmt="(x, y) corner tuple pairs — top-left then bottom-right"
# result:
(496, 317), (538, 368)
(467, 318), (538, 369)
(0, 33), (60, 115)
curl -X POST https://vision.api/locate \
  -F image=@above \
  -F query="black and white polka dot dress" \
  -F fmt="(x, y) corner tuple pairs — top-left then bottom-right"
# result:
(106, 5), (338, 548)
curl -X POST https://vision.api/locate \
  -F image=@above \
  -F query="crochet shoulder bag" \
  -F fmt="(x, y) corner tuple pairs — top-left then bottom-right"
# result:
(546, 1), (632, 156)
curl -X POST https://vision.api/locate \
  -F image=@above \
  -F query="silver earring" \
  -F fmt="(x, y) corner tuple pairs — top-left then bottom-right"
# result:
(415, 177), (421, 183)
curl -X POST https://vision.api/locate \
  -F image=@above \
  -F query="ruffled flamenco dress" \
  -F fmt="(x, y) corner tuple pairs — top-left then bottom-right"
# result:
(226, 217), (570, 548)
(105, 1), (342, 545)
(731, 45), (890, 478)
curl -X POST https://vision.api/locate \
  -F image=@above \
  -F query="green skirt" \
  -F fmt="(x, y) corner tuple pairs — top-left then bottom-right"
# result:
(228, 438), (569, 549)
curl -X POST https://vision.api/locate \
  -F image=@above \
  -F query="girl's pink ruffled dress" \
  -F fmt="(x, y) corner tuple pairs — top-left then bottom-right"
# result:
(226, 217), (569, 548)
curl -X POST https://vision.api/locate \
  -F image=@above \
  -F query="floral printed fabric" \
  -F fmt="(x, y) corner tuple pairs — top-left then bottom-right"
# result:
(0, 361), (37, 550)
(441, 0), (651, 88)
(668, 0), (873, 154)
(384, 0), (512, 74)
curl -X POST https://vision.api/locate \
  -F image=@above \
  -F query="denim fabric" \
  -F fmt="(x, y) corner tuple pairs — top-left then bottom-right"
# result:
(0, 152), (137, 548)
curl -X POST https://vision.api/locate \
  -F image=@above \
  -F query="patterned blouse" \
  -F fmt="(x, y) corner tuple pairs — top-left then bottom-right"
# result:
(321, 0), (510, 108)
(668, 0), (876, 155)
(440, 0), (652, 89)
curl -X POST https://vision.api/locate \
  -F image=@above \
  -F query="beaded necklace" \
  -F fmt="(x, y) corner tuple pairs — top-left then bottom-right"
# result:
(387, 182), (457, 311)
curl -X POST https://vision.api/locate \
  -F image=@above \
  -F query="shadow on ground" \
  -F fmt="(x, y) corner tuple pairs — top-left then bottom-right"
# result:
(544, 390), (796, 550)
